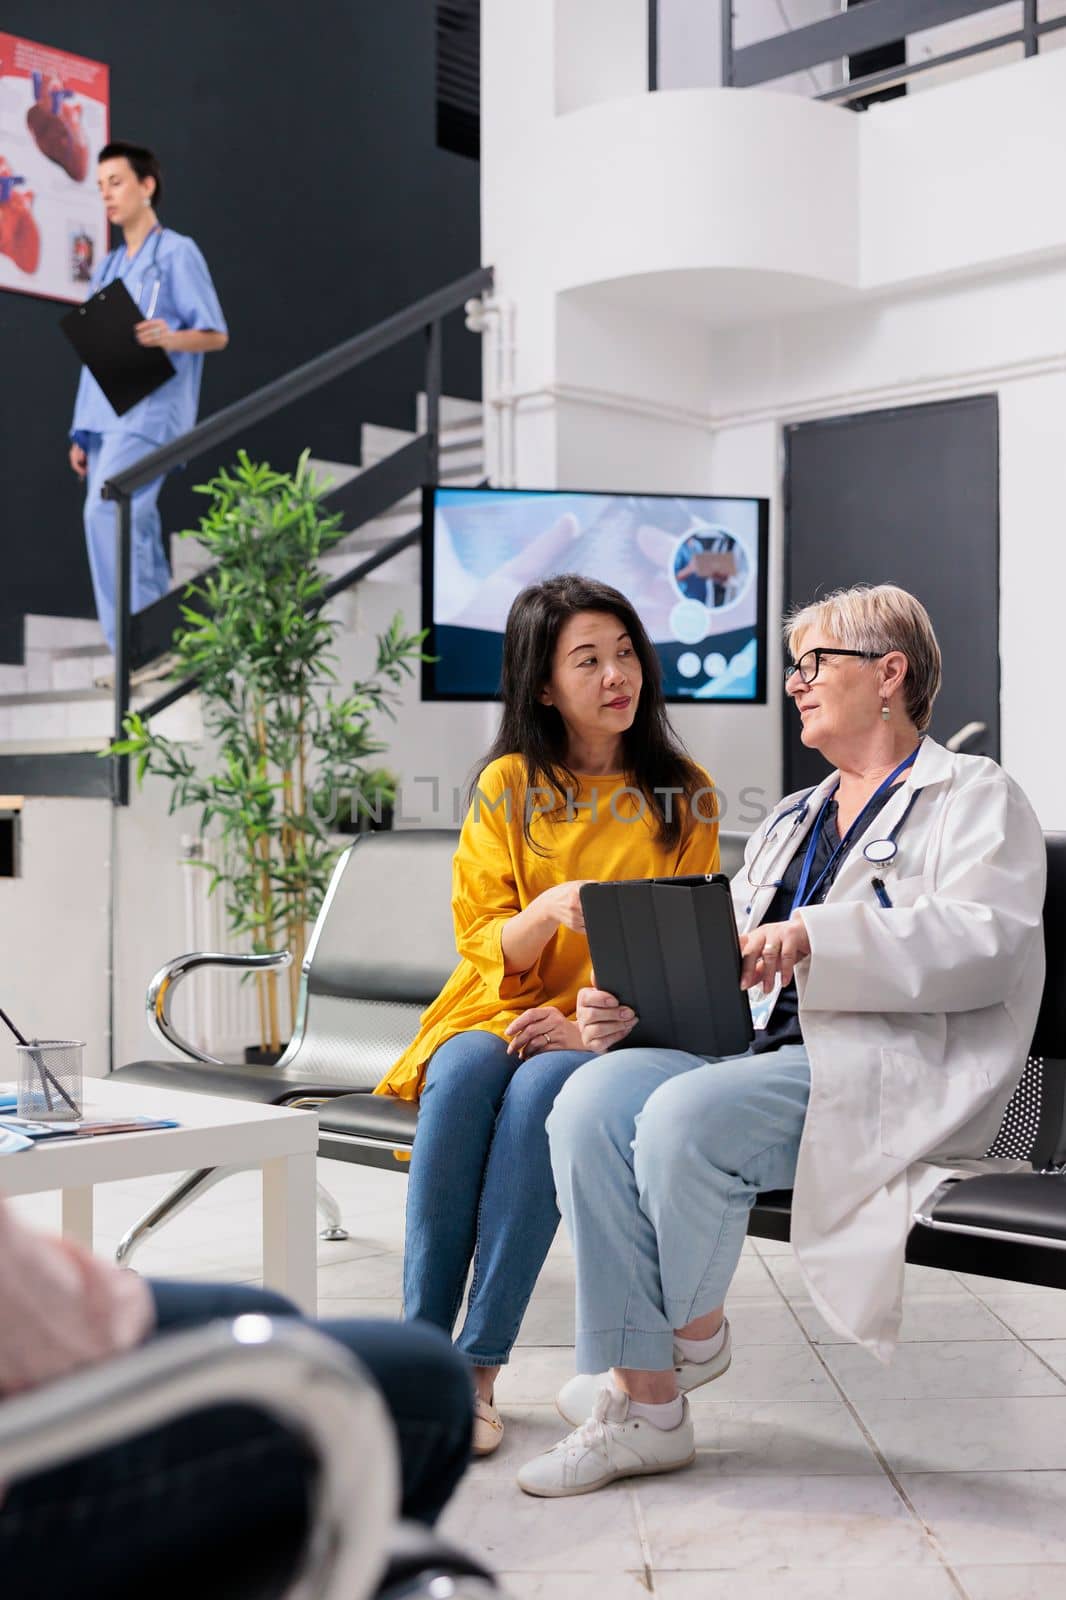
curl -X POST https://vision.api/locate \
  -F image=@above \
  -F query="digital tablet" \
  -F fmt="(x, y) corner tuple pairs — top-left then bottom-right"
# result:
(580, 875), (753, 1058)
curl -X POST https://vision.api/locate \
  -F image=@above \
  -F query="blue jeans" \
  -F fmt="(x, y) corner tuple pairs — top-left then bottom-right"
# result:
(548, 1042), (811, 1373)
(404, 1029), (594, 1365)
(0, 1281), (472, 1600)
(83, 431), (170, 651)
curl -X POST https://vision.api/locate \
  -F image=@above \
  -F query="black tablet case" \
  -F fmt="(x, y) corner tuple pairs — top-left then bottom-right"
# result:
(59, 278), (175, 416)
(580, 875), (753, 1057)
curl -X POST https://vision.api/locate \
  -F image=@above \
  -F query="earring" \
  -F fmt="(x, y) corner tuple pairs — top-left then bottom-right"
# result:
(881, 701), (890, 722)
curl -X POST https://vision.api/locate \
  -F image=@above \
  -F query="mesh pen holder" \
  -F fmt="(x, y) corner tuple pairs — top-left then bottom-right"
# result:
(16, 1040), (84, 1121)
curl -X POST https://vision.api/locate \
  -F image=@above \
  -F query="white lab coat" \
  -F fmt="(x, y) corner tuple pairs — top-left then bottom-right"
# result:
(733, 737), (1046, 1361)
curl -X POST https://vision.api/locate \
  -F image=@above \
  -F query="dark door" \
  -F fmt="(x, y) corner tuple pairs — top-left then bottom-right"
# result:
(783, 395), (999, 794)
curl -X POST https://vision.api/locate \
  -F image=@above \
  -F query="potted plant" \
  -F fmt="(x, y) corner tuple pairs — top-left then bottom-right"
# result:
(312, 764), (399, 835)
(112, 451), (428, 1059)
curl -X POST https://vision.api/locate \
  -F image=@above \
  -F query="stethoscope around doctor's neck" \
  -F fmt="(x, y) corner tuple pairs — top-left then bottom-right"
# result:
(100, 224), (165, 318)
(745, 743), (924, 912)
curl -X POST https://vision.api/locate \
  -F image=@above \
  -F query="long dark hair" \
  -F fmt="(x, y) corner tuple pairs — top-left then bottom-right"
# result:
(472, 574), (708, 851)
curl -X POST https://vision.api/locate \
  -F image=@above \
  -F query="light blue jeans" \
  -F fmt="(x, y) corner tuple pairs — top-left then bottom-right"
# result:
(547, 1042), (811, 1373)
(84, 431), (170, 651)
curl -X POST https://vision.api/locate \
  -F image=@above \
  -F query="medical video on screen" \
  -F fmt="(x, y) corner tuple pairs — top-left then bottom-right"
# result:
(422, 487), (769, 702)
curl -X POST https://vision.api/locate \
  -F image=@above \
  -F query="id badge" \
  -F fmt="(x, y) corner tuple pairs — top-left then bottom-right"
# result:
(747, 973), (782, 1031)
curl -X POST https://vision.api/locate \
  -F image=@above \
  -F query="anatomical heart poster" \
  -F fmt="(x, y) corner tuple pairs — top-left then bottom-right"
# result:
(0, 33), (109, 303)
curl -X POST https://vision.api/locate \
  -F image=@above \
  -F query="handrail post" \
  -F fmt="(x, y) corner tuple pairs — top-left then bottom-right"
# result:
(721, 0), (734, 87)
(424, 318), (442, 483)
(112, 493), (132, 807)
(1023, 0), (1039, 56)
(648, 0), (659, 90)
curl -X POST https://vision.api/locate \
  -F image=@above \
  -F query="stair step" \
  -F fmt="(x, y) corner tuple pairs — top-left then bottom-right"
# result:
(0, 666), (28, 695)
(419, 394), (482, 431)
(0, 735), (111, 755)
(49, 643), (107, 661)
(361, 422), (416, 460)
(0, 687), (115, 707)
(319, 545), (420, 584)
(23, 613), (101, 651)
(50, 654), (113, 693)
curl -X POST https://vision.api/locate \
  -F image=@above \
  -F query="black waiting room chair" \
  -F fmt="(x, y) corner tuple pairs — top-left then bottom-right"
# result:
(113, 829), (1066, 1297)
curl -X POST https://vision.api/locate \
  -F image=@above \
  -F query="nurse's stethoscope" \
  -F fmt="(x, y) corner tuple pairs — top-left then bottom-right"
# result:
(100, 224), (165, 318)
(745, 743), (924, 911)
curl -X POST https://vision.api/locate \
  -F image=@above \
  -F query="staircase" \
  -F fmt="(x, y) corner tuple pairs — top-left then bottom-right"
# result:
(170, 394), (484, 593)
(0, 397), (484, 795)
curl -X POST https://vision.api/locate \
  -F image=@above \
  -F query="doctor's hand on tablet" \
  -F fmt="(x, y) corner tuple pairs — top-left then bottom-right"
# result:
(576, 984), (637, 1054)
(739, 915), (810, 991)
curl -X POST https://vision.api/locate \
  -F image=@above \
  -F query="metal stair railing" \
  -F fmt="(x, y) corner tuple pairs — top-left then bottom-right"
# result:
(650, 1), (1066, 102)
(100, 263), (493, 805)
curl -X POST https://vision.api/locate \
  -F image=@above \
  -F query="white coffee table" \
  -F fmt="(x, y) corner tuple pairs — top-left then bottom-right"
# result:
(0, 1078), (319, 1313)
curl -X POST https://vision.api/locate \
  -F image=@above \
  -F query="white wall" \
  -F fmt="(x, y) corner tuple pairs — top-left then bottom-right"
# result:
(554, 0), (646, 114)
(708, 269), (1066, 825)
(332, 579), (498, 827)
(861, 52), (1066, 287)
(481, 9), (1066, 830)
(997, 373), (1066, 825)
(0, 798), (112, 1079)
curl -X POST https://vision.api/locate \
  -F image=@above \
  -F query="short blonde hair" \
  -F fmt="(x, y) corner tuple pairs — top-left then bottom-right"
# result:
(784, 584), (942, 733)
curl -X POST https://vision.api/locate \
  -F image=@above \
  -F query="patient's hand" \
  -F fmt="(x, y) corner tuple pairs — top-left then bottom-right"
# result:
(505, 1005), (584, 1059)
(533, 880), (592, 933)
(576, 986), (636, 1054)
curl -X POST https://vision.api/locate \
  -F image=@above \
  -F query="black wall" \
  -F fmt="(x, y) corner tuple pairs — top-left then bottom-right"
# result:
(0, 1), (481, 636)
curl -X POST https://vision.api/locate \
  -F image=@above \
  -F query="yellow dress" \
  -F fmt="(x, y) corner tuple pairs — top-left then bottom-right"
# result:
(375, 753), (719, 1102)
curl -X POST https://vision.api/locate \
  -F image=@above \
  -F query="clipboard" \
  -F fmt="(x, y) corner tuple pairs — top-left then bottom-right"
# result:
(59, 277), (175, 416)
(580, 875), (754, 1058)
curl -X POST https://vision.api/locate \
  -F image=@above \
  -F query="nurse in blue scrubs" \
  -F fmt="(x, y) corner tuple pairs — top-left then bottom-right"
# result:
(68, 141), (228, 651)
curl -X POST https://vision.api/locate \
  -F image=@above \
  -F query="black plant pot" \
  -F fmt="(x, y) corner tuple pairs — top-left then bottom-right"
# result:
(333, 805), (395, 837)
(243, 1044), (288, 1066)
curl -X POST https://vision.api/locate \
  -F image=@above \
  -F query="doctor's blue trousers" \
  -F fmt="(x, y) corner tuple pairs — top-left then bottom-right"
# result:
(548, 1041), (812, 1373)
(83, 431), (170, 652)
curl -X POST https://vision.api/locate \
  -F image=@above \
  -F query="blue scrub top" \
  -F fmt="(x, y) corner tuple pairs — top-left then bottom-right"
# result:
(71, 226), (227, 447)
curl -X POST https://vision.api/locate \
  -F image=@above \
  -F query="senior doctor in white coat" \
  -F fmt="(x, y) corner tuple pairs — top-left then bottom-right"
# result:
(518, 582), (1045, 1499)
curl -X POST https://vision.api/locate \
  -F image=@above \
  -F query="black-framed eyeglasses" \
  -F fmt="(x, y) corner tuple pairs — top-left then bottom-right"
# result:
(784, 648), (884, 686)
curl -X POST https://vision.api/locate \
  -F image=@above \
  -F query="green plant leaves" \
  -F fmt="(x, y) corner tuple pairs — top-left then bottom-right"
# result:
(106, 453), (423, 1030)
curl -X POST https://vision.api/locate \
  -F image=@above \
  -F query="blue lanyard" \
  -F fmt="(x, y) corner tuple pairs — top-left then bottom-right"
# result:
(790, 744), (922, 915)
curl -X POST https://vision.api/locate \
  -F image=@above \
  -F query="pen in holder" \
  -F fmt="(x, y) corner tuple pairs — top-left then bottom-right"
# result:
(15, 1040), (84, 1121)
(0, 1005), (83, 1120)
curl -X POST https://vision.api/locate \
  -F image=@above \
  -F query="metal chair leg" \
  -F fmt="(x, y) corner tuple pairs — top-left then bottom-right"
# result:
(317, 1181), (349, 1242)
(115, 1166), (240, 1266)
(117, 1167), (348, 1267)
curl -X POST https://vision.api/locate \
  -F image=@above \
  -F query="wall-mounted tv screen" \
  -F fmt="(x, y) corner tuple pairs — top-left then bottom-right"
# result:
(422, 486), (769, 703)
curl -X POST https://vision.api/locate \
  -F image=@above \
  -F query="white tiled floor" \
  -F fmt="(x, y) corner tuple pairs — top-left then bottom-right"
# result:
(10, 1159), (1066, 1598)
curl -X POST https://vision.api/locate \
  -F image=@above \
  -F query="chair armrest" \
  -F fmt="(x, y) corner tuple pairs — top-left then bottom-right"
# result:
(146, 950), (293, 1065)
(378, 1521), (498, 1598)
(0, 1317), (399, 1600)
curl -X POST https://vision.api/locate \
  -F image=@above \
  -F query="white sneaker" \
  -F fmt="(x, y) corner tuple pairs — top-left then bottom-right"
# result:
(555, 1318), (732, 1427)
(517, 1386), (695, 1498)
